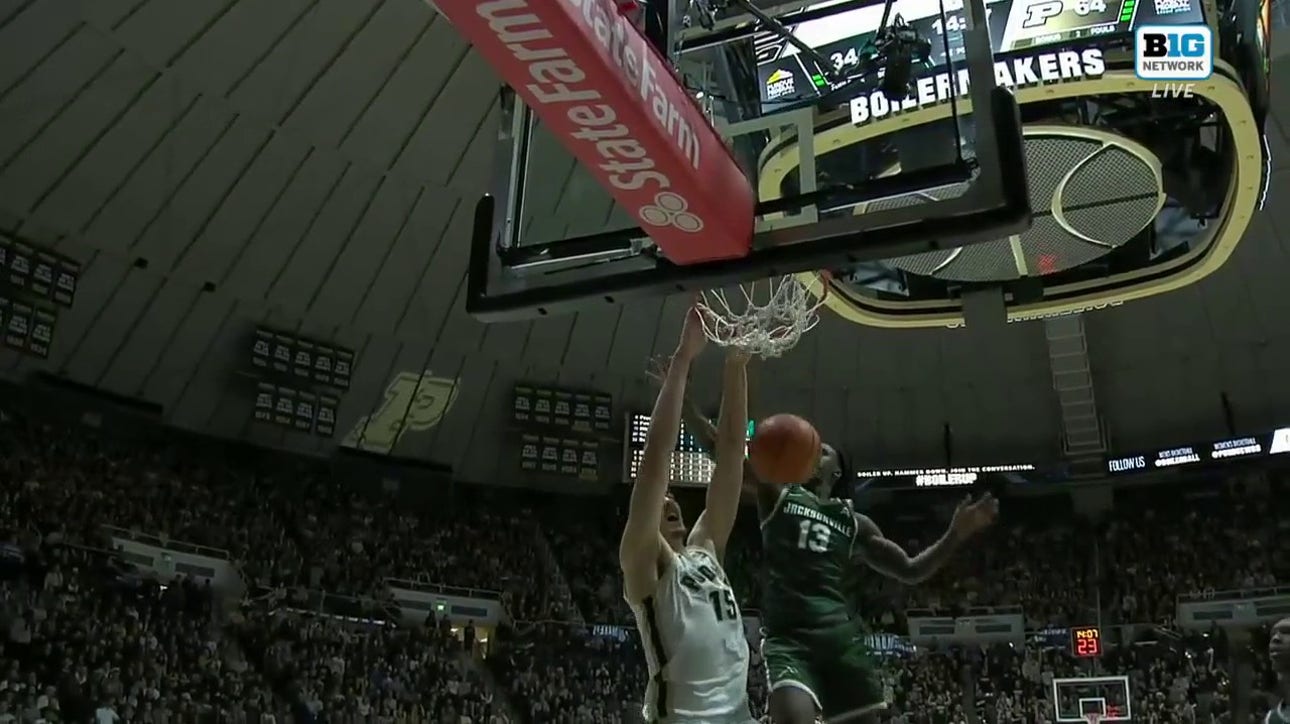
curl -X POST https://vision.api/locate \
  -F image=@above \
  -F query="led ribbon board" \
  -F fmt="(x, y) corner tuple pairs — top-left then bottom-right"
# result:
(855, 464), (1039, 488)
(1105, 425), (1290, 475)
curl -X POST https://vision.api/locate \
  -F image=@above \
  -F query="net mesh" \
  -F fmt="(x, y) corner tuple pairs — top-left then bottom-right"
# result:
(694, 273), (830, 358)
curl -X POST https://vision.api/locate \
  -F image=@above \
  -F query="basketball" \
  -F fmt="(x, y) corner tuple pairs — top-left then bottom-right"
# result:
(749, 414), (821, 484)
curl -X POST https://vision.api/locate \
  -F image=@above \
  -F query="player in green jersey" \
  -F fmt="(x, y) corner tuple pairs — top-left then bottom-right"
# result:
(755, 447), (996, 724)
(653, 375), (997, 724)
(1268, 616), (1290, 724)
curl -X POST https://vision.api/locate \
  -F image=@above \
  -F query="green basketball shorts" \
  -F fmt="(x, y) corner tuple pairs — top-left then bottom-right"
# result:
(761, 623), (887, 719)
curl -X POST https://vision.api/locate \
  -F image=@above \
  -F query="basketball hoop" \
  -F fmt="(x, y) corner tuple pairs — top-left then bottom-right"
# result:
(694, 272), (831, 359)
(1084, 713), (1102, 724)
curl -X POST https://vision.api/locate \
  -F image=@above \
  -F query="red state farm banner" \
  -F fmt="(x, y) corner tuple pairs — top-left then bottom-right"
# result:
(438, 0), (754, 264)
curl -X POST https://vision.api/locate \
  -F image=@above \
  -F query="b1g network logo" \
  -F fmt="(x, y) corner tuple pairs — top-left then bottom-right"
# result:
(1135, 25), (1212, 96)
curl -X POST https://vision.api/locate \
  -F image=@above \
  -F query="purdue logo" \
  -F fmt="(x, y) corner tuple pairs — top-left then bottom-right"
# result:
(680, 562), (725, 591)
(342, 370), (459, 453)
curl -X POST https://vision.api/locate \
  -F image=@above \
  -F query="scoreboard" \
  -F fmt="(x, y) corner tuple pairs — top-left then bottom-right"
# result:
(623, 413), (755, 486)
(756, 0), (1205, 111)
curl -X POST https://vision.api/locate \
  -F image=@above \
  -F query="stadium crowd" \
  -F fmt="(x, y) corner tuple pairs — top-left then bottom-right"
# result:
(0, 543), (284, 723)
(0, 398), (1286, 722)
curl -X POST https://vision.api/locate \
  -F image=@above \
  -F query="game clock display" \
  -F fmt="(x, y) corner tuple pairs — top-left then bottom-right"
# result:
(1071, 626), (1103, 657)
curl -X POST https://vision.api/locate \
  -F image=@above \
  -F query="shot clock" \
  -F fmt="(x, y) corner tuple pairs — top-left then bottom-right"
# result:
(1071, 626), (1103, 657)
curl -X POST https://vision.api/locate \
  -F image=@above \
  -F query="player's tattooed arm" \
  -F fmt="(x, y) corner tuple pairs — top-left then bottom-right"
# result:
(688, 349), (750, 561)
(853, 493), (998, 584)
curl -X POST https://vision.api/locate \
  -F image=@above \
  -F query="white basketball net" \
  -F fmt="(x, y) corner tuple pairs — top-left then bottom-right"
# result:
(694, 274), (829, 359)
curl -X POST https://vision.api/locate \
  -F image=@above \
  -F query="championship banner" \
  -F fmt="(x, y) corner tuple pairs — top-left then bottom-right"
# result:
(315, 395), (338, 437)
(3, 300), (30, 351)
(253, 383), (275, 422)
(28, 309), (55, 359)
(248, 326), (355, 392)
(272, 387), (296, 427)
(519, 433), (600, 481)
(294, 392), (317, 432)
(514, 384), (613, 434)
(5, 242), (32, 289)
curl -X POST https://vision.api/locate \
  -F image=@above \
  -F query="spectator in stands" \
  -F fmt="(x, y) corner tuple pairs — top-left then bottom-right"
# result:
(0, 544), (283, 723)
(491, 623), (644, 724)
(1, 397), (1286, 722)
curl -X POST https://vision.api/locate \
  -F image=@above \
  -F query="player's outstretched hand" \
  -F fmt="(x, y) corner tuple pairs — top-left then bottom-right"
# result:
(676, 304), (707, 360)
(950, 492), (999, 539)
(726, 347), (752, 366)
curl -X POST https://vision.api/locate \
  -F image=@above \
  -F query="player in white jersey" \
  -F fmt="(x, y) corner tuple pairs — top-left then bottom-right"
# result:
(1268, 616), (1290, 724)
(620, 307), (755, 724)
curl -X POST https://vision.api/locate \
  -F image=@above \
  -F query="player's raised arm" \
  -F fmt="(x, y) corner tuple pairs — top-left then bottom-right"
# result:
(650, 357), (776, 514)
(687, 348), (749, 561)
(619, 307), (706, 602)
(853, 493), (999, 584)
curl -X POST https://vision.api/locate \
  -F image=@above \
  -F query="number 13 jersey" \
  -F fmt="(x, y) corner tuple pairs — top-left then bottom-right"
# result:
(629, 546), (753, 723)
(760, 484), (860, 633)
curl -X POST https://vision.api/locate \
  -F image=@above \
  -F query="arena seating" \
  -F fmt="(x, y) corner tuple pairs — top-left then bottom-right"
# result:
(490, 622), (645, 723)
(236, 604), (496, 722)
(0, 544), (285, 722)
(0, 401), (1284, 722)
(979, 625), (1258, 724)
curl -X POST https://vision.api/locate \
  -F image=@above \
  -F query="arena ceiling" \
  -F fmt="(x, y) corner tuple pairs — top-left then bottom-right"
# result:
(0, 0), (1287, 482)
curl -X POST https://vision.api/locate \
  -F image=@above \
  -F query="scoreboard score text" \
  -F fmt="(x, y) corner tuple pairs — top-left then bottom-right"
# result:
(1021, 0), (1112, 28)
(1071, 626), (1103, 657)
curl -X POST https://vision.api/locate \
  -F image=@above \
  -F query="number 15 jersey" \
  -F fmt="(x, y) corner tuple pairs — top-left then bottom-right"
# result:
(628, 546), (753, 723)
